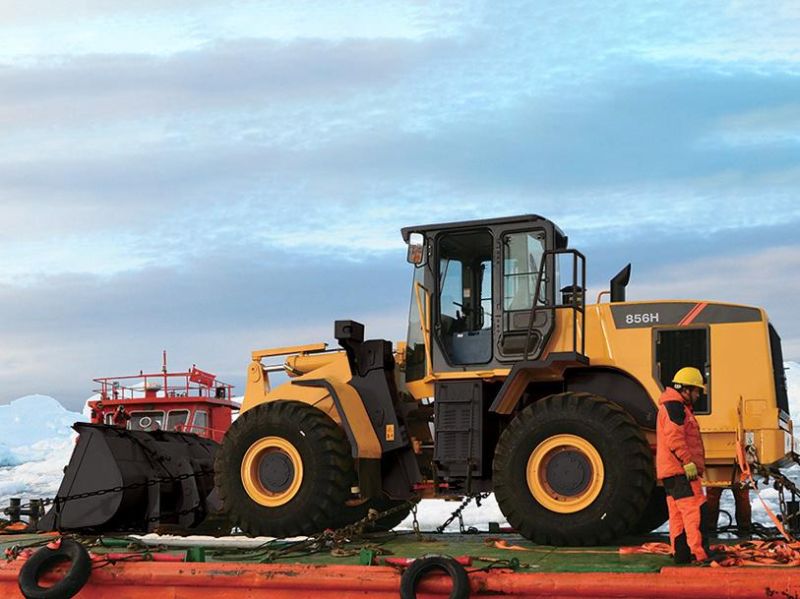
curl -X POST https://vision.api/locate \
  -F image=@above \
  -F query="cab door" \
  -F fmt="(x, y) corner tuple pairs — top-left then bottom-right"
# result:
(496, 228), (555, 361)
(434, 229), (494, 367)
(430, 223), (558, 372)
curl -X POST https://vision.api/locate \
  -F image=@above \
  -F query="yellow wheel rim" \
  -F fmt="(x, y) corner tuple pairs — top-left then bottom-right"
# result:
(526, 434), (604, 514)
(241, 436), (304, 507)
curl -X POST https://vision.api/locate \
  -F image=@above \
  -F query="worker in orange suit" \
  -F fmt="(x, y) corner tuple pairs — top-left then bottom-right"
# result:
(656, 367), (715, 563)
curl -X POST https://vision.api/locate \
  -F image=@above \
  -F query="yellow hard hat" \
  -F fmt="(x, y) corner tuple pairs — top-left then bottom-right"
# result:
(672, 367), (706, 392)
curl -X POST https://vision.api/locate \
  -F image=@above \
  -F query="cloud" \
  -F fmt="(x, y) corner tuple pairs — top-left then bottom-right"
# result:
(2, 0), (800, 409)
(295, 69), (800, 192)
(705, 104), (800, 149)
(2, 6), (798, 252)
(576, 216), (800, 288)
(636, 3), (800, 69)
(0, 36), (458, 130)
(0, 1), (204, 23)
(628, 245), (800, 304)
(4, 220), (800, 410)
(0, 1), (458, 58)
(0, 246), (410, 408)
(2, 65), (799, 252)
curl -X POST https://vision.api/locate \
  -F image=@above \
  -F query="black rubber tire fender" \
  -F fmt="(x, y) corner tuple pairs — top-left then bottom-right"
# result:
(18, 539), (91, 599)
(399, 555), (470, 599)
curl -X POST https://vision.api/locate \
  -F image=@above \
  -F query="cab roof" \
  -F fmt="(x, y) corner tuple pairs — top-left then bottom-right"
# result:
(401, 214), (566, 244)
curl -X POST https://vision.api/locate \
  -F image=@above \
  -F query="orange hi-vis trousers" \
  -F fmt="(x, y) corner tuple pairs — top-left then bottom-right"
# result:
(663, 476), (712, 563)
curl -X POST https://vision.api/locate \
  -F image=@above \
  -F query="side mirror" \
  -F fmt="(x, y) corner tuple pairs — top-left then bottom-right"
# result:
(406, 232), (425, 265)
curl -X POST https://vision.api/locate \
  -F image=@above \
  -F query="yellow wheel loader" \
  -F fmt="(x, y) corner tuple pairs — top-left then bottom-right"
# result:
(214, 214), (794, 545)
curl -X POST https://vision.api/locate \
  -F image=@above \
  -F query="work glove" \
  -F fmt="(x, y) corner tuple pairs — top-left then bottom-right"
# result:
(683, 462), (699, 481)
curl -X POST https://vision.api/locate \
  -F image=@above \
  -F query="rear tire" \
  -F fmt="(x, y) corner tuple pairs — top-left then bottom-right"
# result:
(215, 401), (353, 538)
(493, 392), (653, 546)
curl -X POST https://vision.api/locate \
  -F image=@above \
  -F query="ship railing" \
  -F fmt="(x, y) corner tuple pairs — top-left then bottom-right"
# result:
(94, 371), (234, 402)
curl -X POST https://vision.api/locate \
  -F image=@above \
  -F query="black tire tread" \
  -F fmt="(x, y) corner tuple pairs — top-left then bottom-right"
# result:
(214, 400), (355, 538)
(493, 392), (654, 546)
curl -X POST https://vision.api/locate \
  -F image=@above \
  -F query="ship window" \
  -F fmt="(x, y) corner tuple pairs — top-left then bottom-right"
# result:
(129, 411), (165, 431)
(192, 410), (208, 432)
(167, 410), (190, 431)
(104, 413), (114, 425)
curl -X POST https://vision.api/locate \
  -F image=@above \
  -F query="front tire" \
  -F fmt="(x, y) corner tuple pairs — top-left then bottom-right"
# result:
(215, 400), (354, 538)
(493, 392), (653, 546)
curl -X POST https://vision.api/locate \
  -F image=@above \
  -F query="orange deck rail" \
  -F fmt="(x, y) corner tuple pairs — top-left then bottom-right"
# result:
(2, 559), (800, 598)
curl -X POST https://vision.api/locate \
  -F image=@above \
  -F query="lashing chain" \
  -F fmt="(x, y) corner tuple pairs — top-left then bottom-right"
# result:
(253, 497), (422, 562)
(770, 469), (800, 529)
(436, 493), (489, 534)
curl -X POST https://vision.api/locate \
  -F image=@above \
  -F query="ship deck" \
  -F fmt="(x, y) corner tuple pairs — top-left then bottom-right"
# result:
(2, 530), (798, 597)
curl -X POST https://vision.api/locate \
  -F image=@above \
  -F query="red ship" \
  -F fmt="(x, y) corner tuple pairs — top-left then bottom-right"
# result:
(87, 352), (238, 443)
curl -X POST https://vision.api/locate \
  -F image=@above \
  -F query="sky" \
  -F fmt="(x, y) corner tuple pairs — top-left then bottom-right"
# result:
(1, 1), (799, 409)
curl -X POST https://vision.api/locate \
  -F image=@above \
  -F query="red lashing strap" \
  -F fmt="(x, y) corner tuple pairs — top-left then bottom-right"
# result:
(622, 540), (800, 567)
(735, 436), (791, 542)
(619, 542), (672, 555)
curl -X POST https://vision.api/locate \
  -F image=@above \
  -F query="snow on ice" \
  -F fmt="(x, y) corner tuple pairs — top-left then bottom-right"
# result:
(0, 364), (799, 533)
(0, 444), (19, 468)
(0, 395), (84, 508)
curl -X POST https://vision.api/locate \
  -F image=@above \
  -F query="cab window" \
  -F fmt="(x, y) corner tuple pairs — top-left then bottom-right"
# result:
(436, 230), (493, 365)
(503, 231), (546, 311)
(499, 230), (551, 357)
(405, 264), (428, 382)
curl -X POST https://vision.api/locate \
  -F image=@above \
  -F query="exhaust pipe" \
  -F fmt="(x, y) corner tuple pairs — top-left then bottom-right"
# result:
(610, 264), (631, 303)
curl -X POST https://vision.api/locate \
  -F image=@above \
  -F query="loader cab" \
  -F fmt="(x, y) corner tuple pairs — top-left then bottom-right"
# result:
(402, 215), (585, 382)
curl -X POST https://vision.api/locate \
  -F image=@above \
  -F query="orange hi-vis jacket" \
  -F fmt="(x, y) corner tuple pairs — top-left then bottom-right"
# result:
(656, 387), (706, 480)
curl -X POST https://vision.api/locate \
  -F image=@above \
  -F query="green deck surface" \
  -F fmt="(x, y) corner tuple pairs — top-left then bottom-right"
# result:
(270, 532), (674, 573)
(1, 531), (680, 573)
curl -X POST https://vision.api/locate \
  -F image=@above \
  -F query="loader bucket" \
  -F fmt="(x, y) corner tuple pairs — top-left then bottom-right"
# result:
(38, 422), (221, 534)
